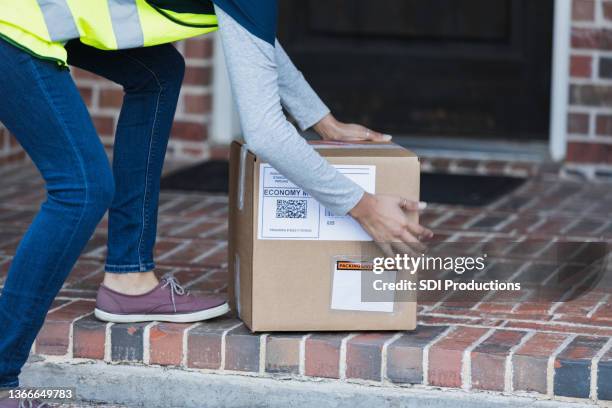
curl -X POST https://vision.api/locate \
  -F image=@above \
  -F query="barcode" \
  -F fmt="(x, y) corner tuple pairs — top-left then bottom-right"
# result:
(276, 199), (307, 219)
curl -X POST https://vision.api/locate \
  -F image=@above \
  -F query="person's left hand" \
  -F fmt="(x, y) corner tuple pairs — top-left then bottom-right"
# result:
(313, 113), (392, 143)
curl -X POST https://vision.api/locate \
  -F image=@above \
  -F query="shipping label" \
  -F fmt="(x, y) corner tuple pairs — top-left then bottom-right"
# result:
(330, 258), (395, 313)
(257, 164), (376, 240)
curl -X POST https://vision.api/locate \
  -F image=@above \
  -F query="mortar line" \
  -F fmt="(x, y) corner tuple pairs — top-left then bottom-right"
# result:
(182, 322), (202, 367)
(462, 328), (496, 391)
(547, 334), (577, 397)
(422, 326), (456, 386)
(381, 333), (403, 383)
(259, 334), (269, 375)
(220, 322), (243, 371)
(104, 323), (114, 362)
(192, 241), (227, 263)
(142, 322), (158, 365)
(299, 334), (311, 376)
(67, 311), (95, 359)
(587, 293), (610, 318)
(46, 299), (77, 315)
(504, 330), (536, 392)
(339, 334), (358, 380)
(590, 336), (612, 401)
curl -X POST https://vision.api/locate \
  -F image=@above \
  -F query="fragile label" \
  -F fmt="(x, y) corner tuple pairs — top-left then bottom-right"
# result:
(331, 259), (395, 313)
(257, 164), (375, 240)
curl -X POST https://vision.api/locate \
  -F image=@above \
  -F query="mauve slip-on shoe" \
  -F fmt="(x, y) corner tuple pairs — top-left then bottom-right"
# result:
(94, 273), (230, 323)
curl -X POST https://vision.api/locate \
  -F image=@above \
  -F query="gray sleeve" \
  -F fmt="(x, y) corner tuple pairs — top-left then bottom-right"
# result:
(274, 40), (330, 131)
(215, 6), (364, 216)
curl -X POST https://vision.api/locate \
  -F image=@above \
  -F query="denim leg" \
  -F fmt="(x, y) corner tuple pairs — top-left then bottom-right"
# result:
(66, 42), (185, 273)
(0, 40), (114, 387)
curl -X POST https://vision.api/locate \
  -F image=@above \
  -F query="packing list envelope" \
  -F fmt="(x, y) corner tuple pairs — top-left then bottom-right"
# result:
(330, 259), (396, 313)
(257, 164), (375, 240)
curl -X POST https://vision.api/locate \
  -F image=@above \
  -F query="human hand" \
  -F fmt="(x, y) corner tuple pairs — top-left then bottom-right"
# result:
(313, 113), (392, 143)
(349, 193), (433, 256)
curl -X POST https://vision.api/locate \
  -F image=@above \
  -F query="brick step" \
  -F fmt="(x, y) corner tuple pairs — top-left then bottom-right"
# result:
(31, 302), (612, 403)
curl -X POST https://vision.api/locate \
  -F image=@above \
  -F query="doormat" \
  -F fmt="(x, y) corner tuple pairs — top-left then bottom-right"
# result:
(161, 161), (525, 207)
(420, 173), (525, 207)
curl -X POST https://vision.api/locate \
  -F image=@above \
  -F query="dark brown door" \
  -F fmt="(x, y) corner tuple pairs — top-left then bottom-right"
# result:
(278, 0), (554, 140)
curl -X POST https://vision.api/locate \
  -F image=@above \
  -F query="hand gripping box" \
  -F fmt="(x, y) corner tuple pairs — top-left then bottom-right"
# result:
(228, 140), (419, 332)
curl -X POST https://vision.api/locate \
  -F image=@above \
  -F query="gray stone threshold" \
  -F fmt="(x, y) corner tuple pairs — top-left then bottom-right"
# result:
(21, 360), (596, 408)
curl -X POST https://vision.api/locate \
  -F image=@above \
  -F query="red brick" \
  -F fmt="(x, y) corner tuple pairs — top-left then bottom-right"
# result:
(572, 28), (612, 50)
(570, 84), (612, 106)
(224, 324), (261, 372)
(183, 94), (212, 114)
(184, 38), (213, 59)
(71, 67), (101, 81)
(555, 290), (608, 317)
(567, 142), (612, 164)
(570, 55), (592, 78)
(305, 334), (345, 379)
(346, 333), (395, 381)
(555, 336), (609, 398)
(573, 0), (596, 20)
(471, 330), (526, 391)
(72, 314), (106, 360)
(597, 115), (612, 136)
(77, 86), (93, 106)
(99, 89), (124, 108)
(592, 301), (612, 321)
(210, 146), (230, 160)
(513, 332), (569, 394)
(171, 121), (207, 142)
(184, 67), (211, 86)
(149, 323), (191, 366)
(36, 300), (94, 355)
(180, 146), (207, 159)
(265, 334), (302, 374)
(604, 0), (612, 21)
(111, 322), (146, 362)
(428, 327), (489, 388)
(386, 326), (449, 384)
(567, 113), (590, 134)
(91, 115), (115, 137)
(187, 317), (240, 369)
(158, 240), (221, 266)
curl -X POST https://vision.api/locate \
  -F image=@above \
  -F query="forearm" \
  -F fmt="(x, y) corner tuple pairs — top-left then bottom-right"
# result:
(275, 40), (330, 131)
(215, 5), (363, 215)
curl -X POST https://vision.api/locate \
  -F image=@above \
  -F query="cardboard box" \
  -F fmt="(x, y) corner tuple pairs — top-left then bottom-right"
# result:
(228, 140), (419, 332)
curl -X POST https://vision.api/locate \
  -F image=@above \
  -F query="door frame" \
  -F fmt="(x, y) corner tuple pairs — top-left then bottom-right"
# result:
(212, 0), (571, 162)
(549, 0), (571, 161)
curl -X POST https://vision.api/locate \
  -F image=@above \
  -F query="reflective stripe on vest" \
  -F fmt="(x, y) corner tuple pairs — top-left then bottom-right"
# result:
(0, 0), (218, 66)
(108, 0), (145, 49)
(36, 0), (79, 42)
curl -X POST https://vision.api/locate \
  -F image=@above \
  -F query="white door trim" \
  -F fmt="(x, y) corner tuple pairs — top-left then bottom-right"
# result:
(549, 0), (572, 161)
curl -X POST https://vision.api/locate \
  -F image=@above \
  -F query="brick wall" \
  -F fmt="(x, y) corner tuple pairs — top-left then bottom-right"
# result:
(73, 37), (215, 161)
(567, 0), (612, 172)
(1, 4), (612, 170)
(0, 36), (214, 166)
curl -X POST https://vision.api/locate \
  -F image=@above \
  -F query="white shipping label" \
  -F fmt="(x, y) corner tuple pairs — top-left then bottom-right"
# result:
(257, 164), (376, 240)
(330, 260), (395, 313)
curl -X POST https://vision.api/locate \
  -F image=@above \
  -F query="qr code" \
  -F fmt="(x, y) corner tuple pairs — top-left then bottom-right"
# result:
(276, 199), (307, 219)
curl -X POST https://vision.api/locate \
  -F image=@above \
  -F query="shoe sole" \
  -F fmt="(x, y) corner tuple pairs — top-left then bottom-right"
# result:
(94, 302), (230, 323)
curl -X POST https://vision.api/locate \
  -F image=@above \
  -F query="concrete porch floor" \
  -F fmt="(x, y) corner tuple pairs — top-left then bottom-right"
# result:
(0, 159), (611, 405)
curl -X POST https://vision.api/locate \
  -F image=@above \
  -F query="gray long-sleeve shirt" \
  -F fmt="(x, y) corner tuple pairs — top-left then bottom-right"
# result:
(215, 5), (365, 216)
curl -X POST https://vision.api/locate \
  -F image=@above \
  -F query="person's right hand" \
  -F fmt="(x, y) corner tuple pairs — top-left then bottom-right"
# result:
(349, 193), (433, 256)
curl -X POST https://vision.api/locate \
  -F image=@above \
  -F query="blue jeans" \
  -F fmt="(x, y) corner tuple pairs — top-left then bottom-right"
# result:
(0, 39), (184, 387)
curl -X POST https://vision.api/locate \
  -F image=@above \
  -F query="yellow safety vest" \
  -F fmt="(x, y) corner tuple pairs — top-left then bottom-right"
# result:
(0, 0), (218, 67)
